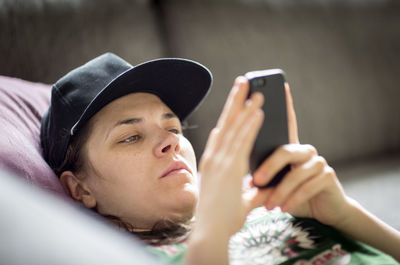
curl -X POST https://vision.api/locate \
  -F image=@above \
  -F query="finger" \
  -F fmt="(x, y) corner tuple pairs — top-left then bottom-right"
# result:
(285, 83), (299, 144)
(216, 76), (249, 130)
(202, 88), (261, 160)
(201, 92), (264, 177)
(280, 169), (332, 213)
(200, 91), (263, 175)
(222, 92), (264, 160)
(266, 155), (326, 209)
(200, 128), (220, 164)
(253, 144), (318, 187)
(234, 109), (264, 159)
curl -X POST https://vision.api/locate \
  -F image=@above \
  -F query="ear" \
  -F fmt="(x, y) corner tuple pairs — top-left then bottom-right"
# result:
(60, 171), (97, 209)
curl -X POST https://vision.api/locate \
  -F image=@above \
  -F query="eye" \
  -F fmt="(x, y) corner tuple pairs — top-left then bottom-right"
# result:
(119, 135), (140, 144)
(168, 128), (181, 134)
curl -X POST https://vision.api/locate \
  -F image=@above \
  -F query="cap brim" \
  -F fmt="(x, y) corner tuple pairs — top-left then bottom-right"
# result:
(71, 58), (212, 135)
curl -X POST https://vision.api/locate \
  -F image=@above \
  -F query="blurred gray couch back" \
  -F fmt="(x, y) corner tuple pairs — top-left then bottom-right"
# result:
(1, 0), (399, 165)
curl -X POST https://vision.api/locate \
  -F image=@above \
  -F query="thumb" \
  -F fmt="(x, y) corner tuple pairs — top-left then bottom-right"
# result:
(285, 83), (300, 144)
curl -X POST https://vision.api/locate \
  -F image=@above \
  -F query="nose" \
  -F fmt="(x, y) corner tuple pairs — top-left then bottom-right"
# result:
(154, 131), (181, 157)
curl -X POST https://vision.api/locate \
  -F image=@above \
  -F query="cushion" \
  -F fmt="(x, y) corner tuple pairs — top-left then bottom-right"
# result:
(0, 75), (66, 197)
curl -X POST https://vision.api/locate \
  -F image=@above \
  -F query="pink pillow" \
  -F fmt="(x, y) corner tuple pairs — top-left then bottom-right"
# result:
(0, 75), (67, 197)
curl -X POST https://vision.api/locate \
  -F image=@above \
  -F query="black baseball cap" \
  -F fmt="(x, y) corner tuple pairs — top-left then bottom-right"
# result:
(40, 53), (212, 173)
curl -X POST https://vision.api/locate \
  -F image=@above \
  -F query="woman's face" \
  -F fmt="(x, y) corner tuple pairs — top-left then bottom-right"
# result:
(79, 93), (198, 229)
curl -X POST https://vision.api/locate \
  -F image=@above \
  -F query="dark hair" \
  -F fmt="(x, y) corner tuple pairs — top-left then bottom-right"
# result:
(56, 121), (192, 245)
(55, 123), (91, 177)
(105, 214), (192, 245)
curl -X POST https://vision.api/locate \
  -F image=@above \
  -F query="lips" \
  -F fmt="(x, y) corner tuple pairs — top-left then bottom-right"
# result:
(160, 161), (191, 178)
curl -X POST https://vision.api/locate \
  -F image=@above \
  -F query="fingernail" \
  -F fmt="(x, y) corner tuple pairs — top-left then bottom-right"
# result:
(252, 174), (263, 186)
(255, 172), (269, 184)
(236, 76), (247, 84)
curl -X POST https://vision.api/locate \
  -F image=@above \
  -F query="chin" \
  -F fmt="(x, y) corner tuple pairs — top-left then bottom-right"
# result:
(163, 184), (198, 222)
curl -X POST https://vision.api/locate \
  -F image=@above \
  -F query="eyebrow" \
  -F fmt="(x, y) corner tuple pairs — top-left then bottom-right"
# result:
(114, 112), (177, 127)
(105, 112), (179, 140)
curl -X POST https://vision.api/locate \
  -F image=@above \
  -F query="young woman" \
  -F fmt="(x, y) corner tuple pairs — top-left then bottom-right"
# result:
(41, 53), (400, 265)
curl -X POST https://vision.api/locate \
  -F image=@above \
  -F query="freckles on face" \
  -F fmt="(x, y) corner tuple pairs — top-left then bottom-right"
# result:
(81, 93), (198, 229)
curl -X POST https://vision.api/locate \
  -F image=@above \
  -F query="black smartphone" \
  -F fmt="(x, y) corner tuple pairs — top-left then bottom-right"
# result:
(245, 69), (290, 188)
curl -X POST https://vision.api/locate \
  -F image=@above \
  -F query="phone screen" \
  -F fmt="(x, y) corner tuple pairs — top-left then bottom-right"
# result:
(245, 69), (290, 188)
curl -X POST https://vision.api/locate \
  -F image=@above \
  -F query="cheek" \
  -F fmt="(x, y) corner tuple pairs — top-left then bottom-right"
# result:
(179, 136), (197, 173)
(89, 148), (150, 182)
(85, 148), (156, 210)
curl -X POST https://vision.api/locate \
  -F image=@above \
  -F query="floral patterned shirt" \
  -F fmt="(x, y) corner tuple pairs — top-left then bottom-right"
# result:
(148, 207), (398, 265)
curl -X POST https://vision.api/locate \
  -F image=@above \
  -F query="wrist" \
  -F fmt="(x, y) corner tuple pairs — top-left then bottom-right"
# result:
(330, 197), (400, 261)
(332, 196), (360, 231)
(185, 228), (230, 265)
(190, 223), (232, 246)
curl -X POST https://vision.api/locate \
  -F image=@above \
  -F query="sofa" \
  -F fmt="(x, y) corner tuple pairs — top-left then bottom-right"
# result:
(1, 0), (399, 262)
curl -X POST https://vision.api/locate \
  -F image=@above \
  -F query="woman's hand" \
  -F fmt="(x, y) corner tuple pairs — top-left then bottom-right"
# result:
(252, 85), (400, 261)
(254, 143), (349, 226)
(195, 77), (269, 236)
(252, 84), (350, 227)
(186, 77), (271, 265)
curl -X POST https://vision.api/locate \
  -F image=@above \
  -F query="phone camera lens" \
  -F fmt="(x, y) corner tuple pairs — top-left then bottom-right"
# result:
(251, 78), (266, 88)
(252, 79), (265, 87)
